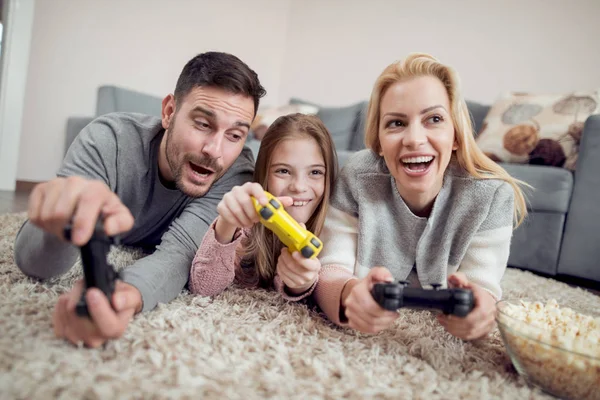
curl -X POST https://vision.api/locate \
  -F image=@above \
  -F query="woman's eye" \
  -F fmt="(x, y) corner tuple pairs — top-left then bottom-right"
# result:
(427, 115), (443, 124)
(386, 120), (405, 128)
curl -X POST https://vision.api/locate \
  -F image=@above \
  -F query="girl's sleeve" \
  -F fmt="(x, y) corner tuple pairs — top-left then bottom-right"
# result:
(189, 217), (248, 297)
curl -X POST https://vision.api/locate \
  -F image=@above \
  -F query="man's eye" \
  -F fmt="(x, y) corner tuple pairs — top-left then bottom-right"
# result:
(195, 121), (210, 129)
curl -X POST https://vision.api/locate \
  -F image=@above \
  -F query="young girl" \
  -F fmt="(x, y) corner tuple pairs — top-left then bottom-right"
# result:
(189, 113), (338, 299)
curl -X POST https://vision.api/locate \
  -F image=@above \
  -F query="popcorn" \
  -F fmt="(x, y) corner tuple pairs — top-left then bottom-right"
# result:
(497, 299), (600, 400)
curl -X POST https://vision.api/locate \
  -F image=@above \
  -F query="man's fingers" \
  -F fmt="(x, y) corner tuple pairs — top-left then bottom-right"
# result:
(28, 183), (46, 223)
(112, 282), (142, 313)
(70, 186), (107, 246)
(53, 296), (68, 338)
(102, 194), (134, 236)
(87, 288), (123, 338)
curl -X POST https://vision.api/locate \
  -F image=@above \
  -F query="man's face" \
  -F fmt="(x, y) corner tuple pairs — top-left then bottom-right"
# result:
(159, 86), (255, 197)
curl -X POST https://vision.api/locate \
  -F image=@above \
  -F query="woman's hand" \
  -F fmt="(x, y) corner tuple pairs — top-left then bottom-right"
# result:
(276, 248), (321, 295)
(437, 272), (497, 340)
(214, 182), (291, 243)
(342, 267), (399, 334)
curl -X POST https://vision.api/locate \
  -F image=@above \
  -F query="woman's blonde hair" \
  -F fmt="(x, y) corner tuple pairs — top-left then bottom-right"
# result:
(364, 53), (528, 226)
(237, 113), (338, 288)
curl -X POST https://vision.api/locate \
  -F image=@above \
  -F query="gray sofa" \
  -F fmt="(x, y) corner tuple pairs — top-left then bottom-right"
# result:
(65, 86), (600, 285)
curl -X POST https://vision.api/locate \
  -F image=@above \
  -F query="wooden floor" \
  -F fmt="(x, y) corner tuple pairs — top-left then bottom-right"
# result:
(0, 190), (30, 214)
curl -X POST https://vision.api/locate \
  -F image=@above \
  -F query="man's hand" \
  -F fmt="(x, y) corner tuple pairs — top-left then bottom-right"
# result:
(436, 272), (497, 340)
(29, 177), (134, 246)
(276, 248), (321, 295)
(342, 267), (399, 334)
(52, 279), (142, 348)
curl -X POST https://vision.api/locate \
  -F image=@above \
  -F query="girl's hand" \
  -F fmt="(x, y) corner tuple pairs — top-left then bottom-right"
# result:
(214, 182), (291, 243)
(342, 267), (399, 334)
(437, 272), (497, 340)
(276, 248), (321, 295)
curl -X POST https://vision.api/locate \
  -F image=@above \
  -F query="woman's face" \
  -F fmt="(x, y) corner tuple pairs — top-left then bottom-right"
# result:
(378, 76), (457, 212)
(267, 136), (326, 224)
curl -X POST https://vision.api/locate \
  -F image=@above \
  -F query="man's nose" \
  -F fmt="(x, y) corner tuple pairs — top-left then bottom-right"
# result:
(202, 132), (224, 159)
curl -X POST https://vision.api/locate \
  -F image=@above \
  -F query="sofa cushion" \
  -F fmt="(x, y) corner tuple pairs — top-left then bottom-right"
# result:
(476, 91), (600, 171)
(500, 163), (573, 213)
(289, 98), (362, 151)
(466, 100), (490, 137)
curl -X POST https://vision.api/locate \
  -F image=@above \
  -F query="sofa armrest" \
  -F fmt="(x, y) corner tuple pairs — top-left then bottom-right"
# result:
(557, 114), (600, 282)
(64, 116), (94, 156)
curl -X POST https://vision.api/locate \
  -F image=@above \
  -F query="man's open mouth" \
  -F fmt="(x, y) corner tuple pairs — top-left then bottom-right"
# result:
(401, 156), (434, 173)
(189, 161), (214, 177)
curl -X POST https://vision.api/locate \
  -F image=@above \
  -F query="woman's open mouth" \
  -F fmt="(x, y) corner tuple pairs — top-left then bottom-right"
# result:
(401, 155), (434, 175)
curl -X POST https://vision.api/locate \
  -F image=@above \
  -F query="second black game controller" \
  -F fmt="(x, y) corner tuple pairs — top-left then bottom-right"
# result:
(371, 281), (475, 317)
(64, 221), (121, 318)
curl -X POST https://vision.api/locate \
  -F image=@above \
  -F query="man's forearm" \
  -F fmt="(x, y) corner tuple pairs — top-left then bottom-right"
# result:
(14, 220), (80, 280)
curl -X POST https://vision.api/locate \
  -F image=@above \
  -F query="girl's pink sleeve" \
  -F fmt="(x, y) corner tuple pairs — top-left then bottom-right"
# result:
(274, 274), (318, 302)
(189, 218), (248, 296)
(313, 265), (357, 326)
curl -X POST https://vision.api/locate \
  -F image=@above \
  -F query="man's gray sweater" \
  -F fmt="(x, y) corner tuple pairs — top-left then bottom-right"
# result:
(14, 113), (254, 311)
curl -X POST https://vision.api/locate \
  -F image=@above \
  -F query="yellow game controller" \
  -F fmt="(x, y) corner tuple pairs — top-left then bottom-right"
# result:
(251, 191), (323, 259)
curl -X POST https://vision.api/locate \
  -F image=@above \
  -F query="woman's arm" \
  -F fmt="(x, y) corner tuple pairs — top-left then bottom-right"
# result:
(313, 206), (360, 325)
(458, 182), (515, 300)
(189, 217), (248, 297)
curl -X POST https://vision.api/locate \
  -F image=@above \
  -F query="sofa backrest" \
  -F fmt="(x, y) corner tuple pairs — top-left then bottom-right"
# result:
(96, 85), (163, 117)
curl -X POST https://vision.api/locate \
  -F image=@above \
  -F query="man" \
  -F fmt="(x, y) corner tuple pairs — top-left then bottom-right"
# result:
(14, 52), (265, 348)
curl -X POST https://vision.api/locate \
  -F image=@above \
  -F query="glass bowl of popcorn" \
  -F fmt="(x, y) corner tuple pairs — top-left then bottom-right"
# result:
(496, 299), (600, 400)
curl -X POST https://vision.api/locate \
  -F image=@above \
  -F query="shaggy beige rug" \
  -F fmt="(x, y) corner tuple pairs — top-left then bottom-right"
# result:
(1, 212), (598, 400)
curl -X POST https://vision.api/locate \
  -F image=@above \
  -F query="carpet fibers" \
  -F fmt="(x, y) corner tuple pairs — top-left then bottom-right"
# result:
(1, 212), (599, 399)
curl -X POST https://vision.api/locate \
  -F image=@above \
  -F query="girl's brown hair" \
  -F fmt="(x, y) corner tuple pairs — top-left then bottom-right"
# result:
(237, 113), (338, 287)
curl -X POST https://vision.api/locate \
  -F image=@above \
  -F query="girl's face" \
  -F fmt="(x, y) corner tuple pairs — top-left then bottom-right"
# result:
(267, 136), (326, 224)
(378, 76), (457, 213)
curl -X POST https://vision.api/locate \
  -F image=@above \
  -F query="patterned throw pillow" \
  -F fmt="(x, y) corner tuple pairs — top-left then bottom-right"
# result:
(250, 104), (319, 140)
(475, 91), (600, 170)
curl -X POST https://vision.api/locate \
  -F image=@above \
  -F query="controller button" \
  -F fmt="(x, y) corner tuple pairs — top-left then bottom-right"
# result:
(310, 238), (321, 248)
(269, 199), (280, 209)
(259, 207), (274, 220)
(301, 246), (314, 258)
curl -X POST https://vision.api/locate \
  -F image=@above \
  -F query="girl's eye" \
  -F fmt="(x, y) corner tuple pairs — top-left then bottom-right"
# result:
(386, 120), (405, 128)
(311, 170), (325, 176)
(275, 168), (289, 174)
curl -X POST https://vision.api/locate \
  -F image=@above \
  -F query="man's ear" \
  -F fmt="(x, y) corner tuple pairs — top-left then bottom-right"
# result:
(161, 94), (176, 129)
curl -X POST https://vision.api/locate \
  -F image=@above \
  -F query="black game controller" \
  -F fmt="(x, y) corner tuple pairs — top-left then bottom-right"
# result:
(64, 221), (121, 318)
(371, 281), (475, 317)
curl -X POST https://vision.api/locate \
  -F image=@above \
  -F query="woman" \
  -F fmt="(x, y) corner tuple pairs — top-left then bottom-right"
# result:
(313, 53), (527, 340)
